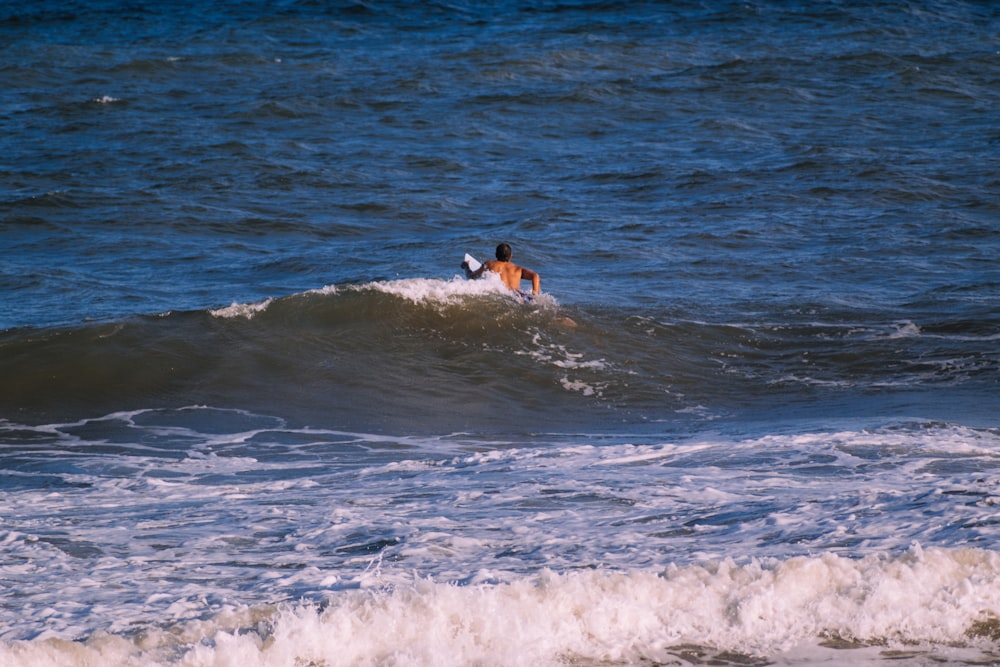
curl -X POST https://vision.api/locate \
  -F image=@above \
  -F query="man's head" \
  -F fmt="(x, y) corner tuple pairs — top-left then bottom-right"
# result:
(495, 243), (512, 261)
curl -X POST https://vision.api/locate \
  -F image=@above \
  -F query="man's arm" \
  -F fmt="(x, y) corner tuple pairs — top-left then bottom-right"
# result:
(462, 260), (488, 279)
(522, 267), (540, 295)
(474, 260), (500, 279)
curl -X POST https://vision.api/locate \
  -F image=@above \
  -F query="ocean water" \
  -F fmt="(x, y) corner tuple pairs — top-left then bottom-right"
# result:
(2, 1), (1000, 665)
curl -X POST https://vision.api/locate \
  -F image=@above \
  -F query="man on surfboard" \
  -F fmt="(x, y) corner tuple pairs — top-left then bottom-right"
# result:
(462, 242), (540, 296)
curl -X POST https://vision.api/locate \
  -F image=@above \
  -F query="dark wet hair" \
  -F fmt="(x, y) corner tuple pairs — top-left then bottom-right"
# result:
(495, 242), (512, 261)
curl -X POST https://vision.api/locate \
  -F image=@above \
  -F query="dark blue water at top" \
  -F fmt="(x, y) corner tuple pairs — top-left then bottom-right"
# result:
(4, 1), (997, 328)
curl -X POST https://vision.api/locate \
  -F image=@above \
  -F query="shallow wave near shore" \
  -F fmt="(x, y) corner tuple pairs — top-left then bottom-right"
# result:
(2, 405), (1000, 665)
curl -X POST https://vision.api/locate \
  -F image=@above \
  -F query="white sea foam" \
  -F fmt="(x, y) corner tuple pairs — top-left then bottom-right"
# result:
(559, 376), (599, 395)
(362, 274), (533, 305)
(886, 320), (922, 339)
(2, 547), (999, 666)
(209, 277), (554, 320)
(3, 414), (1000, 664)
(519, 330), (611, 397)
(304, 284), (338, 297)
(210, 298), (273, 319)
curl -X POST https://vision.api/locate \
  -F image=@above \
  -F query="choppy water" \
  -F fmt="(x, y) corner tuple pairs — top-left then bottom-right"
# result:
(2, 2), (1000, 665)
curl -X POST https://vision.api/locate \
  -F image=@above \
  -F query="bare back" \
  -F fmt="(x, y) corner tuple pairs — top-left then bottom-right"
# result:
(484, 260), (540, 295)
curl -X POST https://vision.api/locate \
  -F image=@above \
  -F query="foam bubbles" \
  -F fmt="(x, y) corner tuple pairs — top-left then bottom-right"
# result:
(362, 274), (515, 305)
(210, 298), (273, 319)
(887, 320), (922, 339)
(4, 548), (1000, 666)
(4, 415), (1000, 664)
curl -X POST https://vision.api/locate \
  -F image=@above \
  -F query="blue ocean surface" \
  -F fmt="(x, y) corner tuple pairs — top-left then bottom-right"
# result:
(2, 2), (1000, 665)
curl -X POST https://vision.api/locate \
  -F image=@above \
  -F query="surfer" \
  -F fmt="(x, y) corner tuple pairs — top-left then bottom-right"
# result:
(462, 242), (541, 296)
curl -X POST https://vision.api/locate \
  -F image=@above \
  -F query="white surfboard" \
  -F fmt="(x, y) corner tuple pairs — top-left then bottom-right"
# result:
(463, 253), (481, 277)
